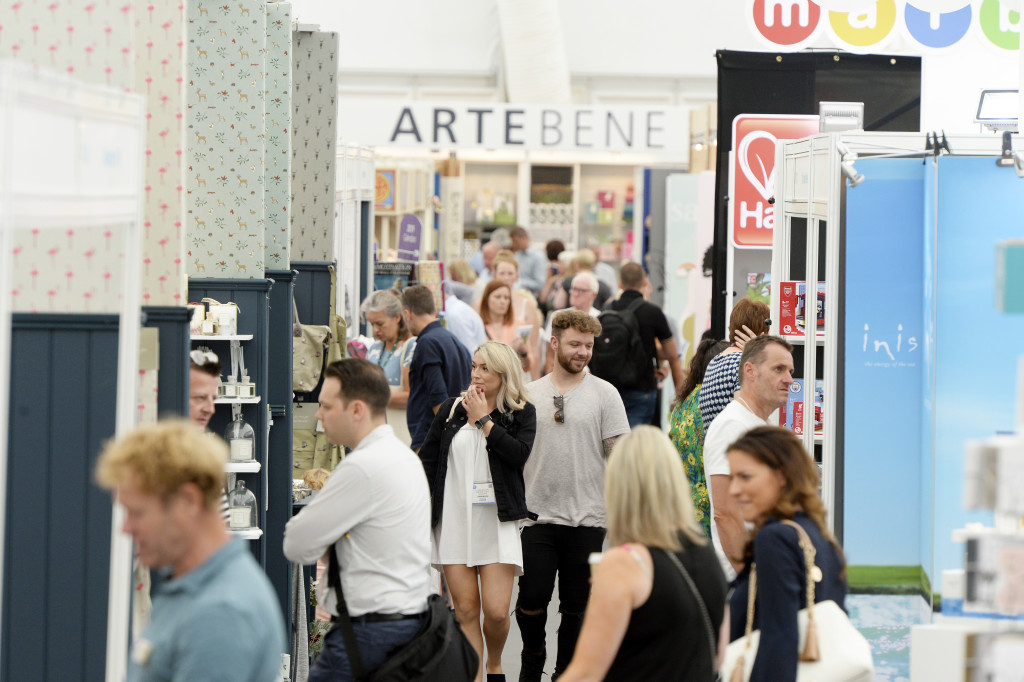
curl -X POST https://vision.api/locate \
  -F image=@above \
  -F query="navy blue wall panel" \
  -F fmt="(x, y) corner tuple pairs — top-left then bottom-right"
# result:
(142, 306), (191, 419)
(265, 270), (295, 631)
(187, 279), (272, 569)
(291, 262), (333, 326)
(4, 314), (120, 681)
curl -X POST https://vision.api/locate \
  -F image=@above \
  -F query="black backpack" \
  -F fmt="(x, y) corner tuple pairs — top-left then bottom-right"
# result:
(590, 297), (649, 389)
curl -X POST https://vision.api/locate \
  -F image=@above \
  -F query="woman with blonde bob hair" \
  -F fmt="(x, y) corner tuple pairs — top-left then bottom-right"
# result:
(419, 341), (537, 682)
(559, 426), (728, 682)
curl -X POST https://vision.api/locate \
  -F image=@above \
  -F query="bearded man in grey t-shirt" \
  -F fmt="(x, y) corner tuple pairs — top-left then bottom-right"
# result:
(516, 310), (630, 682)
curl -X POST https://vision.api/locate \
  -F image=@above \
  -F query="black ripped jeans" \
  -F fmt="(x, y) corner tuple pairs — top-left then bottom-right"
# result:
(515, 523), (606, 680)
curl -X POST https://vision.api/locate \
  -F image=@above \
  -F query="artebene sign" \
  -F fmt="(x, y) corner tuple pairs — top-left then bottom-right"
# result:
(338, 101), (688, 155)
(749, 0), (1021, 52)
(730, 115), (821, 248)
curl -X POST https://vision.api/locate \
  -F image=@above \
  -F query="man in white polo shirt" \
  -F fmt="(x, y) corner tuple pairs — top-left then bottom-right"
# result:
(702, 335), (794, 581)
(284, 359), (431, 681)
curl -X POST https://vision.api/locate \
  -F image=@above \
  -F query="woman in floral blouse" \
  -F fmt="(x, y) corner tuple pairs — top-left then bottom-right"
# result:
(668, 337), (728, 539)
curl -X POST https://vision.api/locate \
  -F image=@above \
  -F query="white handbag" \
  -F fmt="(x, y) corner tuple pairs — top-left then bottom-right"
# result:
(720, 520), (874, 682)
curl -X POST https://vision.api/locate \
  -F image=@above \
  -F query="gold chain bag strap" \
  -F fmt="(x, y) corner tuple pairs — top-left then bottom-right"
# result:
(721, 519), (874, 682)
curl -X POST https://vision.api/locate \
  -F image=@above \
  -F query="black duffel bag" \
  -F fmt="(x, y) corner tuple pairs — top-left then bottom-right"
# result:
(328, 548), (478, 682)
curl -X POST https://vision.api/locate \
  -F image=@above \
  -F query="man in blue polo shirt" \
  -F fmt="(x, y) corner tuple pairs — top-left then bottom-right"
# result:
(402, 285), (472, 450)
(95, 420), (285, 681)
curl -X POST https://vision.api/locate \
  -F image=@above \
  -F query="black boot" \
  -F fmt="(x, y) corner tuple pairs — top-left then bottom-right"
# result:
(516, 607), (547, 682)
(552, 610), (585, 680)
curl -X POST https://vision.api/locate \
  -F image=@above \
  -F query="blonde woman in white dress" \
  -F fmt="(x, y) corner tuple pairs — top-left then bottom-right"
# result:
(418, 341), (537, 682)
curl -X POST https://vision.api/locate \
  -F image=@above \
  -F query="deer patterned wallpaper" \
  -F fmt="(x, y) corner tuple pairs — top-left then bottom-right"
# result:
(185, 0), (267, 279)
(289, 30), (338, 263)
(263, 1), (292, 270)
(0, 0), (188, 312)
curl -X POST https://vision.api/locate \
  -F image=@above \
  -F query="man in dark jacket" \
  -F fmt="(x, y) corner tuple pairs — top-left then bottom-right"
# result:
(402, 285), (472, 450)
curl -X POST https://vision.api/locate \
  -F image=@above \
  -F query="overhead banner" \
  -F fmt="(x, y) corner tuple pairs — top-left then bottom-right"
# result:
(730, 114), (820, 248)
(338, 100), (689, 156)
(748, 0), (1022, 52)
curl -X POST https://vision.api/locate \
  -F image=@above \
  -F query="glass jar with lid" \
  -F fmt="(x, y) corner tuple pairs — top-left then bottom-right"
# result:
(224, 405), (255, 462)
(227, 479), (257, 530)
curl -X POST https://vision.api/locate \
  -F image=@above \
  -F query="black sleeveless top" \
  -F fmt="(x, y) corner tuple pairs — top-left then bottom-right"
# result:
(605, 536), (727, 682)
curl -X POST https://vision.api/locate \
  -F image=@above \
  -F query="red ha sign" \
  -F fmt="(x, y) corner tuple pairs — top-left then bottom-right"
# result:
(731, 115), (820, 248)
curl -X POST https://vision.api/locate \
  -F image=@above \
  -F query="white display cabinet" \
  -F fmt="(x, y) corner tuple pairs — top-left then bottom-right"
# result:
(0, 61), (146, 682)
(771, 134), (842, 530)
(458, 154), (659, 254)
(336, 143), (375, 330)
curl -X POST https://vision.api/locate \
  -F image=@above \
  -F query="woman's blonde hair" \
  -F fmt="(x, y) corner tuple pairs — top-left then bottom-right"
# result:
(493, 251), (519, 275)
(605, 425), (706, 551)
(449, 260), (477, 284)
(465, 341), (531, 412)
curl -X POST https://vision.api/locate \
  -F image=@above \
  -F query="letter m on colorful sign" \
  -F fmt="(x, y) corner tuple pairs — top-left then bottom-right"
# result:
(730, 115), (821, 248)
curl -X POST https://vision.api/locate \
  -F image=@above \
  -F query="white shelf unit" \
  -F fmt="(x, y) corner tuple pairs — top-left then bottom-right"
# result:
(229, 528), (264, 541)
(771, 134), (842, 533)
(577, 163), (635, 265)
(456, 155), (665, 255)
(225, 461), (261, 473)
(214, 396), (262, 404)
(190, 334), (254, 342)
(336, 143), (375, 333)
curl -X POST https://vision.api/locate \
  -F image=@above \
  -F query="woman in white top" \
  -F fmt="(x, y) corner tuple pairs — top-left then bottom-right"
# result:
(418, 341), (537, 682)
(359, 289), (416, 445)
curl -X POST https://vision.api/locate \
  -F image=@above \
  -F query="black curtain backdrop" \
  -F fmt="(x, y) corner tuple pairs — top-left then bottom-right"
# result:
(711, 50), (921, 335)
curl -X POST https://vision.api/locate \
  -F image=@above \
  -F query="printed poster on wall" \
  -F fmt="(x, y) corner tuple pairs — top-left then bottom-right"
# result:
(375, 170), (396, 212)
(730, 115), (820, 248)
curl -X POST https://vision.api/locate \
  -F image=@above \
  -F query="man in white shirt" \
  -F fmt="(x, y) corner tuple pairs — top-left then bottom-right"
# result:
(443, 291), (487, 354)
(284, 359), (431, 682)
(702, 335), (794, 581)
(542, 271), (601, 375)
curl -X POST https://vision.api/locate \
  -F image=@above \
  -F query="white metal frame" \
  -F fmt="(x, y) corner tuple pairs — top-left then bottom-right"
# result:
(0, 61), (145, 681)
(772, 130), (1024, 535)
(336, 143), (376, 331)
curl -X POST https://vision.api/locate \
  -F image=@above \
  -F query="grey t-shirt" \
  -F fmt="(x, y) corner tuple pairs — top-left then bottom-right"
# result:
(524, 373), (630, 528)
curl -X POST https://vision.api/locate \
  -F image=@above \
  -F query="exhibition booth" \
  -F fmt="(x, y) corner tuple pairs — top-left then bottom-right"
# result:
(3, 1), (1024, 680)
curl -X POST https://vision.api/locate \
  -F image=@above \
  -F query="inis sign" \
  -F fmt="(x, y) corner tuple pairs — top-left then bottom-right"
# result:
(338, 101), (688, 156)
(730, 115), (820, 248)
(749, 0), (1021, 52)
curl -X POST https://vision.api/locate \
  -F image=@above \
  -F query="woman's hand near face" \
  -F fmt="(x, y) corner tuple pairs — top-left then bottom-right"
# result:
(462, 382), (490, 424)
(733, 325), (757, 349)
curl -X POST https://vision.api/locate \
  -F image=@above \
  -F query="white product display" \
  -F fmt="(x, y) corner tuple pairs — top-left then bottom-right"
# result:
(225, 406), (256, 463)
(227, 479), (257, 530)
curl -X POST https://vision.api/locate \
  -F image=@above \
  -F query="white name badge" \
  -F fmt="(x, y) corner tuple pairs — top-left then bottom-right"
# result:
(472, 482), (495, 505)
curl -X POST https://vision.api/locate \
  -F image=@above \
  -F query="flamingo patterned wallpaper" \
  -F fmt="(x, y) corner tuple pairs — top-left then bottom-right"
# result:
(289, 30), (338, 263)
(263, 1), (292, 270)
(0, 0), (187, 312)
(184, 0), (268, 279)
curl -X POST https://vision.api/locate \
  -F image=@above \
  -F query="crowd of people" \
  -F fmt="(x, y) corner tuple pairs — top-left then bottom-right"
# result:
(97, 229), (850, 682)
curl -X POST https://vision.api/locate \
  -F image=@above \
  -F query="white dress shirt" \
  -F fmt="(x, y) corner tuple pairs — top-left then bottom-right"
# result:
(283, 424), (431, 617)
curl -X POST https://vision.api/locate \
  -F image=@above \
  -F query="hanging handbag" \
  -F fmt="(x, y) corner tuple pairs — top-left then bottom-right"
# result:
(327, 546), (478, 682)
(292, 297), (331, 393)
(720, 520), (874, 682)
